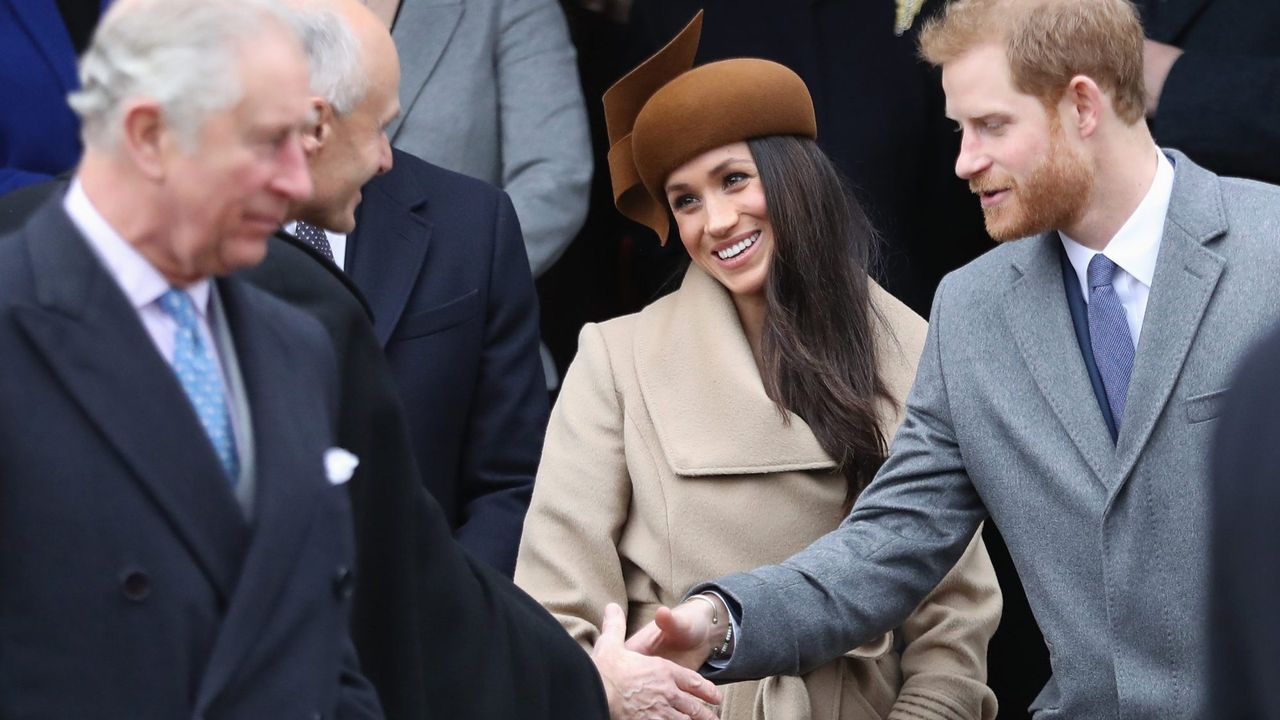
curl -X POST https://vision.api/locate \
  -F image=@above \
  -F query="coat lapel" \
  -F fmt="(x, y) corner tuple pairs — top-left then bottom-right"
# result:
(386, 0), (464, 141)
(1004, 234), (1117, 489)
(1112, 152), (1226, 492)
(6, 0), (79, 93)
(12, 200), (248, 602)
(192, 279), (327, 713)
(346, 175), (433, 346)
(633, 266), (835, 476)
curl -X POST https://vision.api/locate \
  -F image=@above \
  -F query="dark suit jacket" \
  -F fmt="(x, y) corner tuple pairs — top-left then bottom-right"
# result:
(1210, 322), (1280, 719)
(242, 232), (609, 720)
(0, 180), (608, 720)
(1137, 0), (1280, 184)
(346, 149), (548, 576)
(0, 0), (109, 194)
(0, 196), (381, 719)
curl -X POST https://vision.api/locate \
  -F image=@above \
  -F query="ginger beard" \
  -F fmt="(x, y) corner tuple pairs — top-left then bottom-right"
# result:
(971, 118), (1094, 242)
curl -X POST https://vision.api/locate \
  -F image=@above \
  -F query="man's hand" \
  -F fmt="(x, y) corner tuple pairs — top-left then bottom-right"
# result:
(624, 596), (724, 670)
(592, 603), (722, 719)
(1143, 39), (1184, 117)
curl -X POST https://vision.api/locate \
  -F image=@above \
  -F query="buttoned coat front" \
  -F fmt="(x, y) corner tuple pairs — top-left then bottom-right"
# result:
(516, 265), (1001, 720)
(0, 198), (381, 719)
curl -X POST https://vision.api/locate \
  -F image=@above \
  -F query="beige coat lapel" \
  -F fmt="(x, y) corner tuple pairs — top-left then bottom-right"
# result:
(633, 266), (925, 477)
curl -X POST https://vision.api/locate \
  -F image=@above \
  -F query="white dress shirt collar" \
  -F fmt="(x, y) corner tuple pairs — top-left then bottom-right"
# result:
(63, 179), (212, 317)
(1060, 149), (1174, 295)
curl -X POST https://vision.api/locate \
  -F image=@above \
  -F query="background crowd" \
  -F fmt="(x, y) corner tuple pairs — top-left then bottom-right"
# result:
(1, 0), (1280, 718)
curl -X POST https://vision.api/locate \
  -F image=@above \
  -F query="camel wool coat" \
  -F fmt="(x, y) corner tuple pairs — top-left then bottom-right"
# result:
(515, 265), (1000, 720)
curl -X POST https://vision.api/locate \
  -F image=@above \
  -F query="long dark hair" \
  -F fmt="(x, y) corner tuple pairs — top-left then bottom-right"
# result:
(748, 135), (894, 508)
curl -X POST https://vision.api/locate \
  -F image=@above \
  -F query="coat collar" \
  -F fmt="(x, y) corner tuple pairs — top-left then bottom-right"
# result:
(1002, 149), (1226, 493)
(632, 265), (914, 477)
(192, 279), (329, 714)
(272, 229), (375, 318)
(1111, 149), (1225, 492)
(15, 197), (337, 712)
(346, 154), (433, 346)
(14, 197), (250, 601)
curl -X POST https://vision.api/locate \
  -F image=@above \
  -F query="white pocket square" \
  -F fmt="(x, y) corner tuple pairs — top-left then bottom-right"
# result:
(324, 447), (360, 485)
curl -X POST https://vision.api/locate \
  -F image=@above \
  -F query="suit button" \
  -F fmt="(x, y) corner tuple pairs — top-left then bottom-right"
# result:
(333, 566), (354, 600)
(121, 569), (151, 602)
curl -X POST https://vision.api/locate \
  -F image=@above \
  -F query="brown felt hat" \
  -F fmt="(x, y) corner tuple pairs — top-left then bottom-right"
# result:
(603, 11), (817, 244)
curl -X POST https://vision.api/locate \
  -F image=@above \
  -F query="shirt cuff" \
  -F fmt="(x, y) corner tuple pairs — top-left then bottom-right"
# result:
(696, 590), (741, 670)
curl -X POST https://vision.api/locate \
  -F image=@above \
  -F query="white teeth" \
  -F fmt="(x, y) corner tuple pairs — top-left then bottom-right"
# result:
(716, 232), (759, 260)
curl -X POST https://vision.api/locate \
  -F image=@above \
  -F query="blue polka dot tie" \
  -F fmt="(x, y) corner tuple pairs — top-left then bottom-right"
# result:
(159, 289), (240, 484)
(1087, 254), (1135, 433)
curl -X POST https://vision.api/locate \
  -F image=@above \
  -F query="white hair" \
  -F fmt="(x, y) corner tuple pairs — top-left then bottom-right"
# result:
(69, 0), (296, 150)
(284, 3), (369, 115)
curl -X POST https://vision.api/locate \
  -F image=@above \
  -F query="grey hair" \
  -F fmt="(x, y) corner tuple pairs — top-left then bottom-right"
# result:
(69, 0), (296, 150)
(283, 2), (369, 115)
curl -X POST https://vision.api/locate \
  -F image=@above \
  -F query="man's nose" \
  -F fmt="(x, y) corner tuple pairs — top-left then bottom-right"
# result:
(954, 131), (991, 180)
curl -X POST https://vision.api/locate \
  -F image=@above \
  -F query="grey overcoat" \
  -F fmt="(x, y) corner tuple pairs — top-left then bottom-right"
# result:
(700, 150), (1280, 719)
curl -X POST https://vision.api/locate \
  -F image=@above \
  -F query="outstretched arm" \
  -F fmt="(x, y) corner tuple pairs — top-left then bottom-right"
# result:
(629, 274), (990, 682)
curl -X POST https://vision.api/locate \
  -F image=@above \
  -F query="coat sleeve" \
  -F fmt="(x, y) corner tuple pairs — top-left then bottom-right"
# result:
(694, 273), (991, 683)
(515, 322), (632, 649)
(494, 0), (592, 277)
(1153, 52), (1280, 182)
(453, 190), (549, 576)
(869, 286), (1001, 720)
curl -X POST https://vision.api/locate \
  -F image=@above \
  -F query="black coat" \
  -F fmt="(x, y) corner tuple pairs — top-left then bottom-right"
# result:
(0, 194), (381, 719)
(0, 182), (609, 720)
(1137, 0), (1280, 184)
(346, 150), (548, 577)
(1210, 322), (1280, 720)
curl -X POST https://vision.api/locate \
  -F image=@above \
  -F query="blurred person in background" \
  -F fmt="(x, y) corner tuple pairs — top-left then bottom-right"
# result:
(0, 0), (110, 193)
(365, 0), (592, 391)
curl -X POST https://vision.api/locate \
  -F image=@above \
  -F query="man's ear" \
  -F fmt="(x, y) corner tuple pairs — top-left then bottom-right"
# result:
(120, 100), (168, 180)
(1063, 75), (1105, 139)
(301, 96), (335, 156)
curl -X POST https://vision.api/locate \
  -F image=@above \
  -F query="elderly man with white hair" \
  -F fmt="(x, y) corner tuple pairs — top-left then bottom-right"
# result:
(0, 0), (384, 717)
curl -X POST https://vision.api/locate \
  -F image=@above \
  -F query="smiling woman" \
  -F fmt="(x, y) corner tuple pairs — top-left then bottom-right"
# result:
(514, 11), (1001, 720)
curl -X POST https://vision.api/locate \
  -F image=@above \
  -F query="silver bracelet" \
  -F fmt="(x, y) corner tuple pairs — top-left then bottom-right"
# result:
(687, 594), (720, 625)
(710, 621), (734, 660)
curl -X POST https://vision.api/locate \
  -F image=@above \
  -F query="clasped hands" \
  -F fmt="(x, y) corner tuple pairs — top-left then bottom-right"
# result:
(590, 597), (728, 720)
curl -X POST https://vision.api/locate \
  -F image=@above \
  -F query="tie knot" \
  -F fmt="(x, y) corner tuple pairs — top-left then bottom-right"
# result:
(1087, 253), (1118, 290)
(158, 288), (198, 327)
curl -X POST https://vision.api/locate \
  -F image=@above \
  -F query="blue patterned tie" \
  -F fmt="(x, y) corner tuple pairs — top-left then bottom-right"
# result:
(1087, 254), (1135, 431)
(158, 289), (240, 484)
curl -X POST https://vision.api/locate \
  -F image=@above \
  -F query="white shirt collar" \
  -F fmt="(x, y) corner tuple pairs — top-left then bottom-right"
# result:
(63, 178), (211, 317)
(1061, 148), (1174, 292)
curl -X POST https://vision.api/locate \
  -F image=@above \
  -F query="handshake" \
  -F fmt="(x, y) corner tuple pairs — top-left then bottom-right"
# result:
(590, 595), (732, 720)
